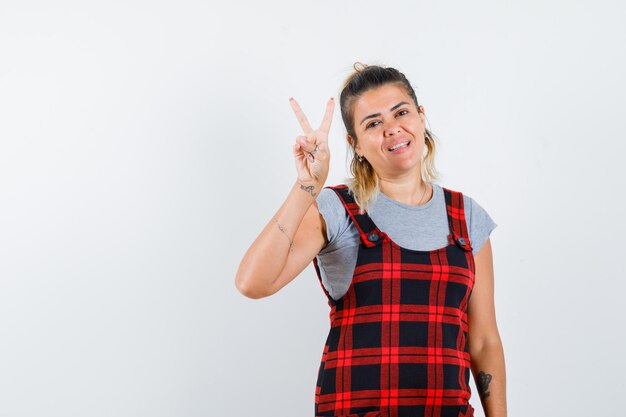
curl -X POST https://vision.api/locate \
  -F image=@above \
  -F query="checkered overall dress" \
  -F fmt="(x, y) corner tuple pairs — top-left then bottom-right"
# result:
(312, 184), (476, 417)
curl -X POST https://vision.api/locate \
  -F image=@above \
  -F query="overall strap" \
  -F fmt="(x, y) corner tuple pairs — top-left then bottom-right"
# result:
(327, 184), (385, 248)
(443, 187), (473, 252)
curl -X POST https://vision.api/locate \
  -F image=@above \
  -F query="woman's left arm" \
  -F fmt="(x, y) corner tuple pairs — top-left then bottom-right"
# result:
(467, 238), (507, 417)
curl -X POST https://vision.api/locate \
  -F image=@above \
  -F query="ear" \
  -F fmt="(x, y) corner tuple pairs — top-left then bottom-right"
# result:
(347, 134), (360, 153)
(418, 105), (426, 122)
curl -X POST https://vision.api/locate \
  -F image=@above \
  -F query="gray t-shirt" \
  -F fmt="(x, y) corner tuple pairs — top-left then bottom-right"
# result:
(315, 183), (497, 301)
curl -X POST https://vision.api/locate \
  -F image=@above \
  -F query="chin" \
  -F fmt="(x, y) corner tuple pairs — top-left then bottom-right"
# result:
(392, 159), (421, 173)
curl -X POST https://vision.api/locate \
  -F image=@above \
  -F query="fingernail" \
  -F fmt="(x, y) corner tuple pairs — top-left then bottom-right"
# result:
(289, 97), (294, 101)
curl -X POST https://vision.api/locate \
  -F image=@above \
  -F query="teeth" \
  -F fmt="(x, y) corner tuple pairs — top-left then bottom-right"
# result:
(388, 141), (409, 151)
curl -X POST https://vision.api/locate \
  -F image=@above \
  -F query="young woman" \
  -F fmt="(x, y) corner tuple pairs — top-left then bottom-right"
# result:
(236, 64), (507, 417)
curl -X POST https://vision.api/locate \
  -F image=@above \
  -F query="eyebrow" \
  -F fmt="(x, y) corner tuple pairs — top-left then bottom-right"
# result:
(359, 101), (410, 126)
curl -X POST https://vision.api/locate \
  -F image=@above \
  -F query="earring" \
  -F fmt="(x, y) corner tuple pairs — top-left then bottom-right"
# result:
(357, 155), (364, 162)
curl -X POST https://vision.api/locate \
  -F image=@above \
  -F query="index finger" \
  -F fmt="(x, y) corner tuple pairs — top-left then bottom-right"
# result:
(289, 98), (313, 133)
(319, 97), (335, 134)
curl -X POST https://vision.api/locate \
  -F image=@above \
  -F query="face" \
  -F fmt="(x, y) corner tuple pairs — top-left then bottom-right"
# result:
(349, 83), (426, 178)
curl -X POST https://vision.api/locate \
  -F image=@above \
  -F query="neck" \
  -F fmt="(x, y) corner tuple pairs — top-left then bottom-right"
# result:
(379, 175), (432, 206)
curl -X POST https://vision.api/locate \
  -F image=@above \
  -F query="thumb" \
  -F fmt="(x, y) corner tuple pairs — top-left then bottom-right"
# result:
(297, 136), (317, 154)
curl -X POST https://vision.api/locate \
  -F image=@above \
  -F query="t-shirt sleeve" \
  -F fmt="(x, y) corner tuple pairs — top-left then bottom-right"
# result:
(316, 187), (352, 254)
(463, 195), (498, 255)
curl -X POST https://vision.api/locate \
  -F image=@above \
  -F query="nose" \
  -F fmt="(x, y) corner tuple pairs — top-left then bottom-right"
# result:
(384, 121), (402, 136)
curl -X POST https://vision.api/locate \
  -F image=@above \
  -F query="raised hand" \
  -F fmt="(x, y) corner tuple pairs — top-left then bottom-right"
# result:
(290, 97), (335, 189)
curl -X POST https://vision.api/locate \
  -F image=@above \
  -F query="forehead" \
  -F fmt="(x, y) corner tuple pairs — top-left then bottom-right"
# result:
(353, 83), (413, 116)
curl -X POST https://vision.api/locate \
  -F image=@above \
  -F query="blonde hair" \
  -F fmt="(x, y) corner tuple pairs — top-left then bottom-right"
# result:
(339, 63), (440, 213)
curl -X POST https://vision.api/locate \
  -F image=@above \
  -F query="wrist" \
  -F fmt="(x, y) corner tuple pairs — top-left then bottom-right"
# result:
(293, 179), (325, 198)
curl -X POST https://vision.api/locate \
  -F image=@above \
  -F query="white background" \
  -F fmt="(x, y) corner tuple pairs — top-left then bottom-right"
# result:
(1, 1), (625, 416)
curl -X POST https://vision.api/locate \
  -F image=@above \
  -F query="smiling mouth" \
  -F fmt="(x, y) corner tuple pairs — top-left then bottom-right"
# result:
(388, 141), (410, 151)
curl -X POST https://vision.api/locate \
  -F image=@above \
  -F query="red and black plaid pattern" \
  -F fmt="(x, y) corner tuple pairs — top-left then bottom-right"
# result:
(312, 184), (476, 417)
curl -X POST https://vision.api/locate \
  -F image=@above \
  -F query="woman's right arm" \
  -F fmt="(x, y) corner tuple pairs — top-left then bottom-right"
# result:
(235, 97), (335, 299)
(235, 181), (327, 299)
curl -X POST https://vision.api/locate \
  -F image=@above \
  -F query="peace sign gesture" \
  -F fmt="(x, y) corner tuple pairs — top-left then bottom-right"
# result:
(290, 97), (335, 188)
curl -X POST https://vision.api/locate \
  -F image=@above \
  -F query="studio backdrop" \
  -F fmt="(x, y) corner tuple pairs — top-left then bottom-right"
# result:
(1, 1), (624, 416)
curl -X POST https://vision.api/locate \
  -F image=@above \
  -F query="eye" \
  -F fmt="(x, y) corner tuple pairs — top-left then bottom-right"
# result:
(366, 121), (380, 129)
(397, 109), (409, 117)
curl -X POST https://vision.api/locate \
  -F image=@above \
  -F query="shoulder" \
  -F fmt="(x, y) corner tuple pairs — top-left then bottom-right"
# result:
(440, 185), (497, 255)
(460, 191), (498, 255)
(316, 184), (347, 211)
(438, 185), (491, 219)
(316, 185), (354, 252)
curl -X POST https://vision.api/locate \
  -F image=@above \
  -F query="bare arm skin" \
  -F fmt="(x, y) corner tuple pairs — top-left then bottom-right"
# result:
(235, 98), (335, 299)
(467, 239), (508, 417)
(235, 182), (327, 298)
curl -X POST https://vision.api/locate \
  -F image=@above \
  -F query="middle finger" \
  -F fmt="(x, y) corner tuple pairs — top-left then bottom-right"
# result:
(319, 97), (335, 134)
